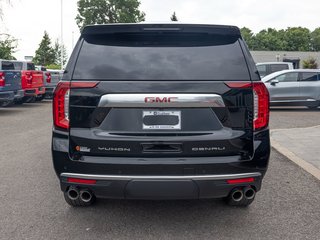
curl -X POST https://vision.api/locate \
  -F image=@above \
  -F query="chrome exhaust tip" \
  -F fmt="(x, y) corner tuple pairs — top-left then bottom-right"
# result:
(80, 190), (93, 203)
(67, 187), (79, 201)
(231, 189), (244, 202)
(243, 187), (256, 200)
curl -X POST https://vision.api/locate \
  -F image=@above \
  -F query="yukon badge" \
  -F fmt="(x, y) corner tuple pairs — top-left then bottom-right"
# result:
(98, 147), (131, 152)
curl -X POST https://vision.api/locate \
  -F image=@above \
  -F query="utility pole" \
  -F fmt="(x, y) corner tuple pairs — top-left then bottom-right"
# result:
(60, 0), (63, 70)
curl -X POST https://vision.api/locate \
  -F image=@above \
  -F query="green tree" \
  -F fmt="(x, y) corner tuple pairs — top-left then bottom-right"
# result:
(76, 0), (146, 31)
(254, 28), (286, 51)
(240, 27), (255, 49)
(302, 57), (318, 69)
(283, 27), (311, 51)
(311, 28), (320, 51)
(33, 31), (55, 66)
(53, 39), (67, 66)
(0, 33), (17, 60)
(170, 12), (178, 21)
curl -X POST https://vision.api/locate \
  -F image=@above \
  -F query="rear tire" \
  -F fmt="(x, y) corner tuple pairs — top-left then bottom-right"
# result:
(0, 101), (14, 107)
(36, 95), (45, 101)
(14, 99), (24, 105)
(307, 105), (319, 110)
(307, 101), (319, 109)
(24, 96), (36, 103)
(63, 189), (96, 207)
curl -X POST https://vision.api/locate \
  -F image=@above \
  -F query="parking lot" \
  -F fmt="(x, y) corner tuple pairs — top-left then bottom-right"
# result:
(0, 102), (320, 240)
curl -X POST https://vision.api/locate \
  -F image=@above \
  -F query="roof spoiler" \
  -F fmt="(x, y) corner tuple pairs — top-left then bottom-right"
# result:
(82, 24), (241, 37)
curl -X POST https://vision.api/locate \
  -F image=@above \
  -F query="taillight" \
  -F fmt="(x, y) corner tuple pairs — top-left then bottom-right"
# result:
(53, 81), (99, 130)
(225, 81), (269, 131)
(25, 71), (33, 84)
(45, 72), (51, 83)
(53, 82), (70, 129)
(253, 82), (269, 131)
(0, 72), (5, 87)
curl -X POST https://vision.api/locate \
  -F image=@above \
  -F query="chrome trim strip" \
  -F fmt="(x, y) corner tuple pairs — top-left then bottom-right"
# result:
(98, 94), (225, 108)
(61, 172), (261, 181)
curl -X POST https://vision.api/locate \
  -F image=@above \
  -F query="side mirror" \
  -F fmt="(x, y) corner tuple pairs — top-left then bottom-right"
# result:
(270, 79), (279, 85)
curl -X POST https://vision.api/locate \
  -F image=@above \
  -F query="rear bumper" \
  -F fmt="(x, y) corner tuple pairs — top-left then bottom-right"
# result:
(52, 129), (270, 200)
(0, 91), (15, 102)
(60, 172), (262, 200)
(24, 87), (45, 96)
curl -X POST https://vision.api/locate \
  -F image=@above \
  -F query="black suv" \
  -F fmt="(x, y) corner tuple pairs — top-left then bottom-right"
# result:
(52, 24), (270, 207)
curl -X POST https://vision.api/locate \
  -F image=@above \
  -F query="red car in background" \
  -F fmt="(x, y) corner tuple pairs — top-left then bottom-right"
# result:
(20, 61), (45, 103)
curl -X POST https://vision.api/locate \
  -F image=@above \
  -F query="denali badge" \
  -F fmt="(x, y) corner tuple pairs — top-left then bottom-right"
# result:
(98, 147), (131, 152)
(192, 147), (226, 152)
(144, 97), (178, 103)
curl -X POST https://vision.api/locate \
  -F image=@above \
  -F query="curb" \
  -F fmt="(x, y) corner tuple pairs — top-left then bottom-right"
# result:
(271, 138), (320, 181)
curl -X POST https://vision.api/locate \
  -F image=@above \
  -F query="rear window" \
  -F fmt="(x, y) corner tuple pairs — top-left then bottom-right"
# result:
(27, 63), (35, 70)
(73, 33), (250, 80)
(1, 61), (23, 70)
(301, 72), (319, 81)
(269, 64), (289, 73)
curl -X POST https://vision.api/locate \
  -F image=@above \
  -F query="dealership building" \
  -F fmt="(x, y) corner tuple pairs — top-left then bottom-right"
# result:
(251, 51), (320, 68)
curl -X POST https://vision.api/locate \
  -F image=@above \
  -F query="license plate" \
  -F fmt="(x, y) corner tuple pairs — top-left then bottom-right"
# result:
(142, 110), (181, 130)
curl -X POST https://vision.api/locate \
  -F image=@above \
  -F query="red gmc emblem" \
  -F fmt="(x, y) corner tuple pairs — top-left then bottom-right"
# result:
(145, 97), (178, 103)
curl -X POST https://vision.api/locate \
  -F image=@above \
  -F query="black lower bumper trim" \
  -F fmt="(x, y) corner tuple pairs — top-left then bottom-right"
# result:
(60, 172), (262, 200)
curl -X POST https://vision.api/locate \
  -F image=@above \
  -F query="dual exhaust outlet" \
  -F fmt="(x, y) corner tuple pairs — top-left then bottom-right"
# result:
(230, 186), (256, 202)
(67, 187), (93, 203)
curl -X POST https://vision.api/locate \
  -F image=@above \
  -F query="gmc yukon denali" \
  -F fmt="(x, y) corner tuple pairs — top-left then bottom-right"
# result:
(52, 24), (270, 207)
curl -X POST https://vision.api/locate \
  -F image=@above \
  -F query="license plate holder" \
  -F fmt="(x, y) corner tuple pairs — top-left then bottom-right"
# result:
(142, 110), (181, 130)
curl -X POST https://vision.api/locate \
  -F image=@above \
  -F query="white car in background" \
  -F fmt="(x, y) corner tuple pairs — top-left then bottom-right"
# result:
(256, 62), (294, 78)
(262, 69), (320, 109)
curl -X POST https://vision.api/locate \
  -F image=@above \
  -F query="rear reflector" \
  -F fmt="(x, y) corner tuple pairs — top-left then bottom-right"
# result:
(53, 81), (99, 130)
(226, 177), (254, 184)
(225, 81), (269, 131)
(67, 178), (97, 185)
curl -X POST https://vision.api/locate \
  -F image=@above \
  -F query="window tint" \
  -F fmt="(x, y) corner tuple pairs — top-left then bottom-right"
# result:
(257, 65), (267, 78)
(74, 33), (250, 80)
(27, 63), (35, 70)
(1, 61), (15, 70)
(274, 72), (299, 82)
(301, 72), (319, 81)
(269, 64), (289, 74)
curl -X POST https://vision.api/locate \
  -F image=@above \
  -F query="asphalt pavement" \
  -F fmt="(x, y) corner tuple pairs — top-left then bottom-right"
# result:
(0, 102), (319, 240)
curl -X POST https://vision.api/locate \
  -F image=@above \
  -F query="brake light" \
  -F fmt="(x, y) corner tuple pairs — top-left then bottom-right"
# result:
(53, 81), (99, 130)
(25, 71), (33, 85)
(253, 82), (269, 131)
(225, 81), (269, 131)
(45, 72), (51, 83)
(0, 72), (5, 87)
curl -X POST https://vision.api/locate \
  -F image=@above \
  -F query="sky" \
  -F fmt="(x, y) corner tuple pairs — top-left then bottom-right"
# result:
(1, 0), (320, 60)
